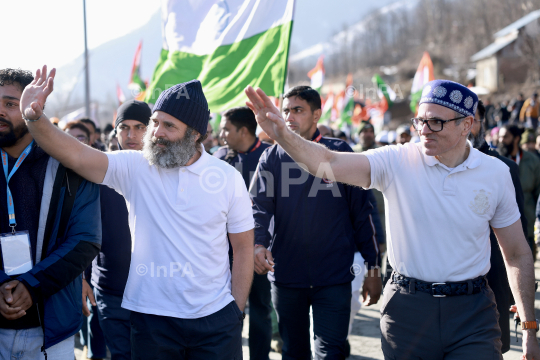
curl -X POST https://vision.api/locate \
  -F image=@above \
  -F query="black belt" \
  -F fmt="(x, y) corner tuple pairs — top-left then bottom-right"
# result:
(391, 272), (487, 297)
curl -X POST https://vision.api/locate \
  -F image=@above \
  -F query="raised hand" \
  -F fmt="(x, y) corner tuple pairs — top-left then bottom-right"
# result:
(244, 86), (288, 141)
(20, 65), (56, 121)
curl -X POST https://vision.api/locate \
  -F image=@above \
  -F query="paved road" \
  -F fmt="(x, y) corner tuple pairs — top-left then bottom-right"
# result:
(76, 264), (540, 359)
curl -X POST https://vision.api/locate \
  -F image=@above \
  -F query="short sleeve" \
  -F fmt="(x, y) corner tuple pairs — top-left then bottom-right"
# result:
(227, 170), (255, 234)
(490, 167), (521, 229)
(101, 151), (145, 198)
(363, 145), (404, 192)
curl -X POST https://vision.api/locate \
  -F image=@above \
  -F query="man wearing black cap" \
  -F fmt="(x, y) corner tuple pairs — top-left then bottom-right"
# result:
(90, 100), (151, 360)
(18, 66), (254, 360)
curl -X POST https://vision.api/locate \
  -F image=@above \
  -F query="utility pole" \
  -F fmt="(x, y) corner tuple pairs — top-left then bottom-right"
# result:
(83, 0), (90, 117)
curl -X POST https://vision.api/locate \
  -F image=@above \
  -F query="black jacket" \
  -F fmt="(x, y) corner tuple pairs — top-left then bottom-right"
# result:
(250, 130), (379, 288)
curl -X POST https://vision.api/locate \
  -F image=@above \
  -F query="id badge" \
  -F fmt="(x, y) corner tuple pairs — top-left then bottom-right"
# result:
(1, 230), (33, 276)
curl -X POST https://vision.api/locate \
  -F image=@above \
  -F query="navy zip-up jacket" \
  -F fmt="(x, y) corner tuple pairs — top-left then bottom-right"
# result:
(250, 129), (379, 288)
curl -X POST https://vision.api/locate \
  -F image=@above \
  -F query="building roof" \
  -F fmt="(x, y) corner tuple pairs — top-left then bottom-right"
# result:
(494, 9), (540, 38)
(470, 33), (518, 62)
(471, 9), (540, 62)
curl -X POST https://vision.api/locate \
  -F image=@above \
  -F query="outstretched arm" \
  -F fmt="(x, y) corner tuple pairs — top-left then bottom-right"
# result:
(244, 86), (372, 188)
(20, 65), (108, 184)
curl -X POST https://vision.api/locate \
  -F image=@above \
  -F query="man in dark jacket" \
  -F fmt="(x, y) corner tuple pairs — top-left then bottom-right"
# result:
(250, 86), (381, 359)
(91, 100), (151, 360)
(214, 106), (272, 360)
(470, 100), (527, 353)
(0, 68), (101, 359)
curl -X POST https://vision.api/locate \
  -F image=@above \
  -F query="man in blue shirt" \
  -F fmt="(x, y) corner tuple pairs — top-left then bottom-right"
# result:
(250, 86), (382, 359)
(214, 106), (272, 360)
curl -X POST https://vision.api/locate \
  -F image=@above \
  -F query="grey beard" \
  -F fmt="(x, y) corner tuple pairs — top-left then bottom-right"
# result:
(469, 126), (486, 149)
(142, 127), (199, 169)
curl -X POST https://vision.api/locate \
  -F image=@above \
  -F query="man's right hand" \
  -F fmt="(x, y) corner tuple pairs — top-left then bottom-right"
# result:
(0, 280), (26, 320)
(245, 86), (289, 142)
(20, 65), (55, 121)
(254, 246), (275, 275)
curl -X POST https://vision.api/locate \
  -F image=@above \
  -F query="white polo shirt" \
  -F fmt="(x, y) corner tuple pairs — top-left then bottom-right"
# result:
(364, 142), (520, 282)
(101, 146), (254, 319)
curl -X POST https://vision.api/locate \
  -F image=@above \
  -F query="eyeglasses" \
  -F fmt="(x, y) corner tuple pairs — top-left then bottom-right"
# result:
(75, 135), (88, 142)
(410, 116), (467, 133)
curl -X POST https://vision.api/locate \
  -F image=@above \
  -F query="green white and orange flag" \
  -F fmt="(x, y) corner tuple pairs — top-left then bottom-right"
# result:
(146, 0), (295, 112)
(308, 55), (324, 92)
(410, 51), (435, 113)
(129, 41), (147, 97)
(372, 73), (396, 110)
(337, 74), (354, 127)
(319, 91), (333, 123)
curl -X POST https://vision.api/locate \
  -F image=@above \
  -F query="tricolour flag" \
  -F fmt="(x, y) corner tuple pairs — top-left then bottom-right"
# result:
(128, 41), (147, 94)
(372, 73), (396, 110)
(308, 55), (324, 92)
(410, 52), (435, 114)
(146, 0), (295, 112)
(117, 84), (126, 106)
(337, 74), (354, 127)
(319, 91), (333, 123)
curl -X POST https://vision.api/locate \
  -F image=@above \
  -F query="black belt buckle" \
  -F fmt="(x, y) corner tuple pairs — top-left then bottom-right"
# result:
(431, 282), (447, 297)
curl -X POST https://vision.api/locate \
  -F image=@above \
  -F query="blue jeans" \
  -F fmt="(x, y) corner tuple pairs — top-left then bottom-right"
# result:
(0, 327), (74, 360)
(271, 282), (352, 360)
(94, 288), (131, 360)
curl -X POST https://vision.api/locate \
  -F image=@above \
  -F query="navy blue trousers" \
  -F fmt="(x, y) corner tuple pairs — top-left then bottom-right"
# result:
(271, 282), (352, 360)
(94, 288), (131, 360)
(130, 301), (243, 360)
(248, 273), (272, 360)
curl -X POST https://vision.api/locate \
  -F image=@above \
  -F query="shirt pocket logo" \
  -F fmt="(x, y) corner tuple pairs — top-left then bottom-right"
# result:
(469, 189), (491, 215)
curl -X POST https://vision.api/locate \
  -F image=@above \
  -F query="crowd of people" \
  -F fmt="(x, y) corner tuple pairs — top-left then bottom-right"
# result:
(0, 64), (539, 360)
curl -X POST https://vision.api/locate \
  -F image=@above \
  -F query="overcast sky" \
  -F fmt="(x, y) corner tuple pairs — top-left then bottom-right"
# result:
(0, 0), (160, 71)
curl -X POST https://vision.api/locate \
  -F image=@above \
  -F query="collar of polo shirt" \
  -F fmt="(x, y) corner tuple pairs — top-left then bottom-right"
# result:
(183, 144), (207, 175)
(422, 140), (481, 170)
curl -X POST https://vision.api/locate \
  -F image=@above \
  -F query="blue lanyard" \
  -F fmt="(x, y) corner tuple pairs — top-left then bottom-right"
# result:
(1, 141), (34, 233)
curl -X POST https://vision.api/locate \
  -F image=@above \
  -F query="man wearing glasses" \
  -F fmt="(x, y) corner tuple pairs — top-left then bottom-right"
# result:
(245, 79), (540, 359)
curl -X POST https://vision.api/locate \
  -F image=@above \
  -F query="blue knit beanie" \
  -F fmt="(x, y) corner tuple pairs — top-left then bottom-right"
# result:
(153, 80), (210, 136)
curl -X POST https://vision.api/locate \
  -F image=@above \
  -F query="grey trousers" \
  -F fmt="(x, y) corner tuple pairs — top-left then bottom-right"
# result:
(380, 281), (503, 360)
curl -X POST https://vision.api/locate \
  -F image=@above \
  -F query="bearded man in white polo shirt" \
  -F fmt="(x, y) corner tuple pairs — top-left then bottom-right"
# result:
(18, 66), (254, 360)
(245, 80), (540, 359)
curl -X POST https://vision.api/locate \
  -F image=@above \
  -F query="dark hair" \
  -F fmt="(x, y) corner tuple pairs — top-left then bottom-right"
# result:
(0, 68), (34, 91)
(477, 100), (485, 120)
(103, 123), (114, 134)
(283, 86), (321, 112)
(65, 121), (91, 139)
(222, 106), (257, 136)
(79, 118), (97, 132)
(502, 124), (524, 140)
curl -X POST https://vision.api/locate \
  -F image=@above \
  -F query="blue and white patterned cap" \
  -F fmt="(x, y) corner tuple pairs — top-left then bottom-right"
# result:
(419, 80), (478, 117)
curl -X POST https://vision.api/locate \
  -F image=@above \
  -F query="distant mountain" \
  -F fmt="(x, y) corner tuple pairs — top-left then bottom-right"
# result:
(47, 0), (399, 125)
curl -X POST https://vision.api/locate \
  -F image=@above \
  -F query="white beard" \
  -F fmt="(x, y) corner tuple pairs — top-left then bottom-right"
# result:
(142, 125), (198, 169)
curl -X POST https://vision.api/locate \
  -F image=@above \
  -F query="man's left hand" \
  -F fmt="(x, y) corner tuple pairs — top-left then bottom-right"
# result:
(362, 268), (382, 306)
(9, 282), (33, 313)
